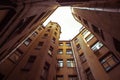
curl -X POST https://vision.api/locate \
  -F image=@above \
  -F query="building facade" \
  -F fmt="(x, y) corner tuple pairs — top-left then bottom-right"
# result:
(0, 21), (61, 80)
(57, 41), (78, 80)
(71, 0), (120, 62)
(71, 27), (120, 80)
(0, 0), (59, 63)
(0, 0), (120, 80)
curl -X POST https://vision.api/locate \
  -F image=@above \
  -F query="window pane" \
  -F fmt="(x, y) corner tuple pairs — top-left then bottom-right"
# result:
(59, 43), (63, 46)
(82, 30), (91, 38)
(56, 75), (63, 80)
(85, 34), (94, 42)
(58, 49), (63, 54)
(66, 49), (72, 55)
(66, 43), (71, 46)
(67, 59), (75, 67)
(57, 59), (63, 67)
(91, 41), (103, 52)
(24, 38), (32, 46)
(100, 52), (119, 71)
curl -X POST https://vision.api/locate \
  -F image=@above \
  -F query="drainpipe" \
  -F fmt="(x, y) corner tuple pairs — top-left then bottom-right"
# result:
(72, 7), (120, 13)
(70, 41), (81, 80)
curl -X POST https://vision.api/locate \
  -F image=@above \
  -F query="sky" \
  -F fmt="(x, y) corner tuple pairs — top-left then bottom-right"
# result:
(43, 6), (82, 40)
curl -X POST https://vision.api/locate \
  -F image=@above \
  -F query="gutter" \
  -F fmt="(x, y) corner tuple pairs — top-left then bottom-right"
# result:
(70, 41), (81, 80)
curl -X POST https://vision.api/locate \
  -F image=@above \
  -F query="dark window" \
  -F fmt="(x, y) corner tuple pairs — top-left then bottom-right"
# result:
(78, 16), (81, 21)
(76, 44), (81, 50)
(24, 38), (32, 46)
(22, 55), (36, 71)
(44, 34), (48, 37)
(91, 24), (104, 40)
(83, 19), (89, 27)
(68, 75), (78, 80)
(35, 42), (44, 50)
(38, 27), (42, 31)
(32, 12), (45, 24)
(92, 24), (99, 34)
(0, 9), (16, 32)
(47, 29), (50, 32)
(54, 32), (57, 36)
(9, 51), (22, 63)
(52, 37), (56, 43)
(56, 28), (58, 31)
(79, 53), (86, 63)
(85, 68), (95, 80)
(74, 38), (78, 42)
(49, 26), (52, 28)
(16, 15), (36, 33)
(41, 62), (50, 80)
(56, 75), (64, 80)
(113, 38), (120, 52)
(100, 52), (119, 71)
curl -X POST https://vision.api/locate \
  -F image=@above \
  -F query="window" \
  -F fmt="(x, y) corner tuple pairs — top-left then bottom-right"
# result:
(15, 15), (36, 33)
(66, 49), (73, 55)
(74, 38), (78, 43)
(38, 27), (42, 31)
(76, 44), (80, 50)
(91, 41), (103, 52)
(49, 26), (52, 28)
(35, 42), (43, 50)
(56, 28), (58, 31)
(85, 34), (94, 42)
(9, 52), (21, 63)
(24, 38), (32, 46)
(43, 34), (48, 38)
(47, 29), (50, 32)
(56, 75), (64, 80)
(82, 30), (91, 38)
(41, 62), (50, 80)
(66, 43), (71, 46)
(52, 37), (56, 43)
(54, 32), (57, 36)
(67, 59), (75, 67)
(100, 52), (119, 71)
(83, 19), (89, 27)
(32, 31), (38, 37)
(79, 53), (86, 63)
(85, 68), (95, 80)
(68, 75), (78, 80)
(113, 38), (120, 52)
(9, 49), (23, 63)
(58, 49), (63, 54)
(92, 24), (99, 34)
(92, 24), (105, 40)
(22, 55), (36, 71)
(57, 59), (63, 67)
(59, 43), (63, 46)
(48, 46), (54, 56)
